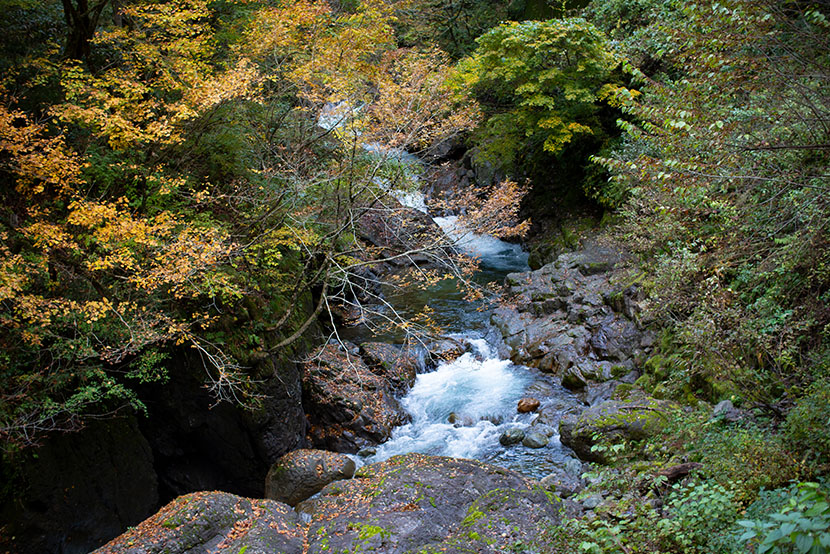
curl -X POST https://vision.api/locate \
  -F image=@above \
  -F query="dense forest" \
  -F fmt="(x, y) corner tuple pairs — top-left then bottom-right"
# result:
(0, 0), (828, 552)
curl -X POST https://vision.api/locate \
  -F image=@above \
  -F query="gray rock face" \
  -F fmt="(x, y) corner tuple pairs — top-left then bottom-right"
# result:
(264, 449), (356, 506)
(92, 492), (305, 554)
(494, 244), (650, 397)
(304, 343), (407, 452)
(358, 198), (446, 268)
(303, 453), (562, 554)
(540, 460), (585, 499)
(426, 336), (469, 364)
(559, 396), (677, 463)
(591, 315), (642, 362)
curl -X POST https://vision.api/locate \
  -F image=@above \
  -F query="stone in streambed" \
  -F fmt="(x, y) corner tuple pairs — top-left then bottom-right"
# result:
(530, 423), (556, 437)
(499, 427), (525, 446)
(522, 431), (549, 448)
(265, 449), (356, 506)
(517, 397), (541, 413)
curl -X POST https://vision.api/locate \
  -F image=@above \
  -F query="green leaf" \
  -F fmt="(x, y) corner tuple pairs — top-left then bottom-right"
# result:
(795, 533), (814, 553)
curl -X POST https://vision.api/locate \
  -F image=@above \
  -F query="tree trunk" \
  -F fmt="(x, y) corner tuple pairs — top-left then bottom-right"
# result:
(61, 0), (110, 62)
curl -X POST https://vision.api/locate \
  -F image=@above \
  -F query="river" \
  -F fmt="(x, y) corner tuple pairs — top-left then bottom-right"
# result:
(340, 145), (582, 479)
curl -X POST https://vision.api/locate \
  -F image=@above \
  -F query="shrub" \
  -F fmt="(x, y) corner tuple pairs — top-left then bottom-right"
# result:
(738, 482), (830, 554)
(784, 380), (830, 466)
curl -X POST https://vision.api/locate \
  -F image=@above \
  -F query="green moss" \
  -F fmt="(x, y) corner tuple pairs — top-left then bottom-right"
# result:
(355, 523), (390, 540)
(160, 518), (180, 529)
(461, 508), (486, 526)
(613, 383), (635, 400)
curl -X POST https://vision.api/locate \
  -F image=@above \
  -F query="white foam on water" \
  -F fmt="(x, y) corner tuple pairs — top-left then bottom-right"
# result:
(365, 346), (531, 463)
(433, 215), (530, 272)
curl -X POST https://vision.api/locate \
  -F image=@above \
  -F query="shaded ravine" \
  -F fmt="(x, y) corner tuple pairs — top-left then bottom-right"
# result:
(339, 145), (584, 479)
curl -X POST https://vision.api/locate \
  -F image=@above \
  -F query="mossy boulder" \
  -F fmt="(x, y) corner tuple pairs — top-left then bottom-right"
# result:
(92, 491), (305, 554)
(302, 453), (561, 554)
(559, 396), (678, 463)
(264, 449), (356, 506)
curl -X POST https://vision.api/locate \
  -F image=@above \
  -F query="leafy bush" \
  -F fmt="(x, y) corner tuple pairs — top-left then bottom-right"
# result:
(571, 478), (740, 553)
(784, 379), (830, 466)
(454, 18), (635, 188)
(738, 482), (830, 554)
(691, 422), (802, 502)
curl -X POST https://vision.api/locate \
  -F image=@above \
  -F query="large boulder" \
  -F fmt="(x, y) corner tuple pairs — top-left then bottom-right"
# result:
(264, 449), (356, 506)
(559, 396), (677, 463)
(304, 343), (406, 452)
(301, 453), (562, 554)
(92, 492), (305, 554)
(359, 342), (423, 392)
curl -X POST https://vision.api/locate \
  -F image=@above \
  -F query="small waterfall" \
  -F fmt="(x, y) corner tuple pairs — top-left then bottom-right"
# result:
(365, 337), (531, 462)
(433, 215), (529, 272)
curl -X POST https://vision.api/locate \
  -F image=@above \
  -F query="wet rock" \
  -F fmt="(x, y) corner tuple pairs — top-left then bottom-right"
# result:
(522, 432), (549, 448)
(530, 423), (557, 437)
(559, 397), (678, 463)
(92, 491), (305, 554)
(480, 413), (504, 425)
(358, 200), (444, 268)
(490, 306), (528, 351)
(305, 453), (561, 554)
(525, 380), (558, 397)
(448, 412), (475, 427)
(264, 449), (356, 506)
(532, 400), (583, 429)
(499, 427), (525, 446)
(358, 447), (377, 458)
(517, 397), (541, 413)
(304, 343), (407, 452)
(426, 337), (468, 364)
(359, 342), (422, 392)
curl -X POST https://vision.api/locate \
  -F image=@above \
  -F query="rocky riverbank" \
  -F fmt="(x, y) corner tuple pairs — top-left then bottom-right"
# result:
(88, 238), (691, 554)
